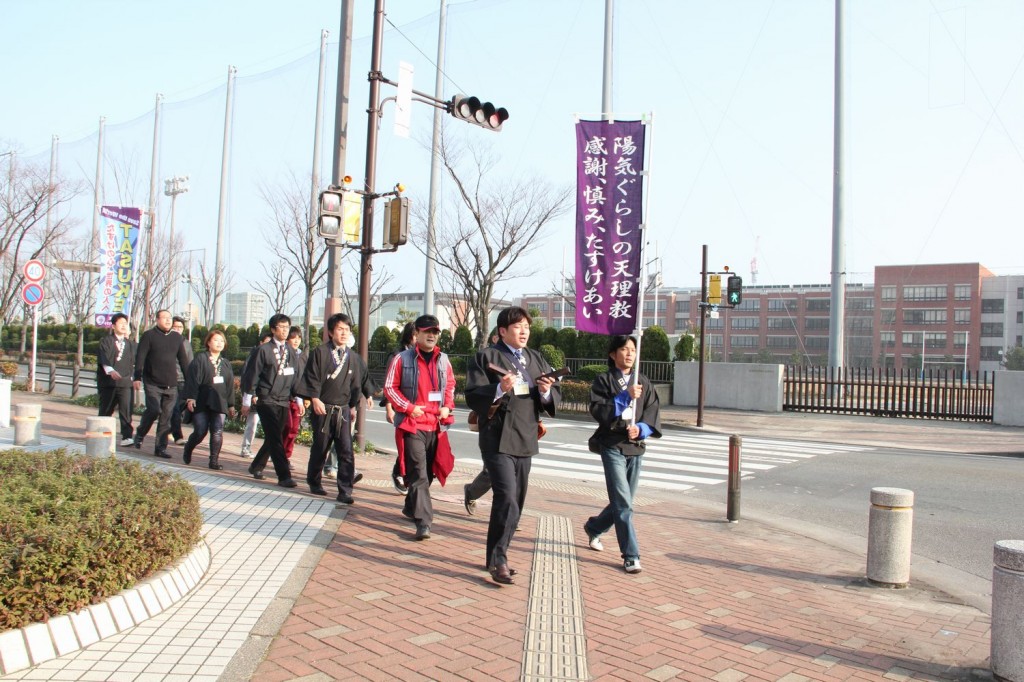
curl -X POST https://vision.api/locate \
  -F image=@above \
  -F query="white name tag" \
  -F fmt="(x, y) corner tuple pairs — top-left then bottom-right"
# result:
(428, 390), (442, 403)
(213, 376), (224, 384)
(513, 376), (530, 396)
(282, 367), (295, 376)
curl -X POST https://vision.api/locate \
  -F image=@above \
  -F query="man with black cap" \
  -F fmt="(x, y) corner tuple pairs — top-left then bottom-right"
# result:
(382, 314), (456, 540)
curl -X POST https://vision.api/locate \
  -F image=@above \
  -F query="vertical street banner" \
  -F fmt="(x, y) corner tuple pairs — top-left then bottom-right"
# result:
(575, 119), (647, 335)
(94, 206), (142, 327)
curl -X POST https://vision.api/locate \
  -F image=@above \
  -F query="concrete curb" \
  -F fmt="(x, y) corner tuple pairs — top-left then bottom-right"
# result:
(0, 539), (211, 675)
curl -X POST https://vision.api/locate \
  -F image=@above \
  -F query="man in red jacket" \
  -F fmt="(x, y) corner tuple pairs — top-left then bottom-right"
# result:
(383, 314), (456, 541)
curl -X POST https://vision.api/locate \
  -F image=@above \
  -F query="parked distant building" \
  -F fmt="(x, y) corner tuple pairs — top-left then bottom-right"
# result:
(519, 262), (1024, 372)
(223, 291), (267, 329)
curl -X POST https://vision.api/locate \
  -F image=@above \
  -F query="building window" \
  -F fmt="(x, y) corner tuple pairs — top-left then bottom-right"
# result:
(767, 298), (797, 312)
(806, 299), (830, 311)
(980, 346), (1002, 361)
(643, 300), (667, 312)
(880, 309), (896, 324)
(731, 317), (760, 329)
(848, 297), (875, 311)
(706, 317), (724, 329)
(902, 309), (948, 325)
(881, 286), (897, 302)
(731, 335), (759, 347)
(981, 323), (1004, 338)
(805, 336), (829, 350)
(766, 336), (797, 349)
(953, 332), (967, 348)
(880, 331), (896, 347)
(954, 309), (971, 325)
(848, 317), (873, 332)
(805, 318), (829, 330)
(903, 285), (947, 301)
(982, 299), (1005, 314)
(955, 285), (972, 301)
(735, 299), (760, 311)
(1018, 287), (1023, 300)
(676, 300), (690, 313)
(1018, 311), (1023, 324)
(767, 317), (796, 330)
(707, 334), (723, 347)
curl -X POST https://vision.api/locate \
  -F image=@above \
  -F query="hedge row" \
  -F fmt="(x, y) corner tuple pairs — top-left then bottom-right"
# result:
(0, 449), (203, 630)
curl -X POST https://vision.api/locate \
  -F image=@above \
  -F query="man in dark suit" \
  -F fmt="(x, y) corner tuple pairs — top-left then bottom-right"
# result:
(465, 306), (560, 585)
(240, 313), (303, 488)
(96, 313), (136, 446)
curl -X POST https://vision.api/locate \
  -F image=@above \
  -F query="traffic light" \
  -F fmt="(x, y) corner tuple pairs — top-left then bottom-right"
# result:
(450, 94), (509, 132)
(317, 186), (361, 244)
(727, 275), (743, 305)
(382, 196), (410, 247)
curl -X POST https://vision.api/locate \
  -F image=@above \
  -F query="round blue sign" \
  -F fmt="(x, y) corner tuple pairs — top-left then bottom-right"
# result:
(21, 283), (44, 306)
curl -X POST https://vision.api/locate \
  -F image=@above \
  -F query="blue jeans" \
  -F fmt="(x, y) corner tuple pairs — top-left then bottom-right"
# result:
(585, 447), (642, 561)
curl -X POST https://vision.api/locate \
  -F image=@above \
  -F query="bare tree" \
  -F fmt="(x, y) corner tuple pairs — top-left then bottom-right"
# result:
(0, 152), (81, 341)
(412, 132), (572, 348)
(335, 248), (395, 329)
(189, 260), (234, 327)
(250, 260), (298, 315)
(49, 235), (94, 364)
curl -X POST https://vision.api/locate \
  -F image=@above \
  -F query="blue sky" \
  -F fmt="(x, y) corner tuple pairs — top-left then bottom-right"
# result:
(3, 0), (1024, 311)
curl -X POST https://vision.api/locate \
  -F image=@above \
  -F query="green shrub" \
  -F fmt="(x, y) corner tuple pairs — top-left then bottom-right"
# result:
(574, 364), (607, 382)
(539, 344), (565, 371)
(641, 326), (670, 362)
(370, 326), (394, 354)
(0, 362), (16, 378)
(452, 326), (474, 354)
(674, 334), (695, 361)
(0, 449), (202, 630)
(71, 394), (101, 408)
(559, 379), (591, 407)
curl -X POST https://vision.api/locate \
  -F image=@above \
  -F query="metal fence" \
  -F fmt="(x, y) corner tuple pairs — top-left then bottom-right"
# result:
(783, 365), (995, 421)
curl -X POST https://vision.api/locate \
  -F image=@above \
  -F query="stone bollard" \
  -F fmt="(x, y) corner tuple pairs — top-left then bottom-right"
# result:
(12, 403), (42, 446)
(992, 540), (1024, 682)
(866, 487), (914, 587)
(0, 378), (10, 428)
(84, 416), (117, 456)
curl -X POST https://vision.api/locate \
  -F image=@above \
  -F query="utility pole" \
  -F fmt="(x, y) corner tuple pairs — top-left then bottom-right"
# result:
(423, 0), (448, 315)
(325, 2), (354, 325)
(354, 0), (387, 452)
(828, 0), (846, 371)
(309, 28), (329, 339)
(144, 94), (162, 330)
(163, 175), (189, 312)
(214, 66), (237, 326)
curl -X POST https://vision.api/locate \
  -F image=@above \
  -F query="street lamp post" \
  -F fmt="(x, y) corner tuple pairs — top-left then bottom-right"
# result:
(164, 175), (189, 312)
(180, 248), (205, 329)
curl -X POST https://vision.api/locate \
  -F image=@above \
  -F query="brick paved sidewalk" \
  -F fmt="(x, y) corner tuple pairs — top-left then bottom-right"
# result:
(13, 394), (994, 681)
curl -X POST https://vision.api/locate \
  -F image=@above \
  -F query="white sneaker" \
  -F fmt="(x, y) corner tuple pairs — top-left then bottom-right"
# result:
(624, 559), (642, 574)
(174, 438), (186, 445)
(239, 451), (253, 459)
(120, 437), (135, 446)
(585, 526), (603, 552)
(323, 469), (337, 479)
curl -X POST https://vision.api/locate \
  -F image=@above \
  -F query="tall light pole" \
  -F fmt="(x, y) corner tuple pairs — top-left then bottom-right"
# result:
(163, 175), (189, 312)
(214, 66), (237, 326)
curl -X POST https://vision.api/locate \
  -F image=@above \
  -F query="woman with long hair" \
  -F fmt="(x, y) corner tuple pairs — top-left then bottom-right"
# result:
(182, 329), (236, 469)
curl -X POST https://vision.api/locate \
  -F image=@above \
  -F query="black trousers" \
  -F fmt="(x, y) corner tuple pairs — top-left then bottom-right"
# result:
(169, 381), (185, 440)
(482, 451), (531, 569)
(402, 430), (437, 526)
(253, 402), (292, 482)
(98, 384), (133, 440)
(307, 407), (354, 493)
(466, 466), (492, 501)
(135, 383), (177, 453)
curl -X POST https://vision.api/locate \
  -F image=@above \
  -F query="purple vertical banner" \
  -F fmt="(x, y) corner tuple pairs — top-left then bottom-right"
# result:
(93, 206), (142, 327)
(575, 120), (646, 335)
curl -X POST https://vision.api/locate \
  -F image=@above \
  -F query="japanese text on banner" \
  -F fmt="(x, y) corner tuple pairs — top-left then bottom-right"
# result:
(93, 206), (142, 327)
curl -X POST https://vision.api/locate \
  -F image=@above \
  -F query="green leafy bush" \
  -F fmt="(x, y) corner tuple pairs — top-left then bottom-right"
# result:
(0, 449), (202, 630)
(0, 361), (17, 378)
(574, 364), (608, 382)
(539, 344), (565, 371)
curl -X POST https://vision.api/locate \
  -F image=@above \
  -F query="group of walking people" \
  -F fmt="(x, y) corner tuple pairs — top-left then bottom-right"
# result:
(98, 304), (661, 583)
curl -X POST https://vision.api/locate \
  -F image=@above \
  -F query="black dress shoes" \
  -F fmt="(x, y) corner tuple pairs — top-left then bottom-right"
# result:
(248, 464), (265, 480)
(490, 565), (514, 585)
(309, 484), (328, 495)
(154, 450), (171, 459)
(277, 478), (298, 488)
(336, 493), (354, 504)
(486, 565), (517, 576)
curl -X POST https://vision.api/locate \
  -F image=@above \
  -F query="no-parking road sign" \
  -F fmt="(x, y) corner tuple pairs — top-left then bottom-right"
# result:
(21, 282), (44, 307)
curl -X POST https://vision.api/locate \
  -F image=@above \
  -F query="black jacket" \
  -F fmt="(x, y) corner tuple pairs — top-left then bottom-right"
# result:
(96, 335), (135, 388)
(183, 352), (235, 415)
(293, 344), (372, 407)
(465, 345), (560, 457)
(588, 368), (662, 456)
(241, 340), (299, 406)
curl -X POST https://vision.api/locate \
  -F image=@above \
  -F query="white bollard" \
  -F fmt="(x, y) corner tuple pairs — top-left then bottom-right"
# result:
(866, 487), (914, 588)
(13, 403), (42, 446)
(0, 378), (10, 428)
(992, 540), (1024, 682)
(85, 416), (117, 456)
